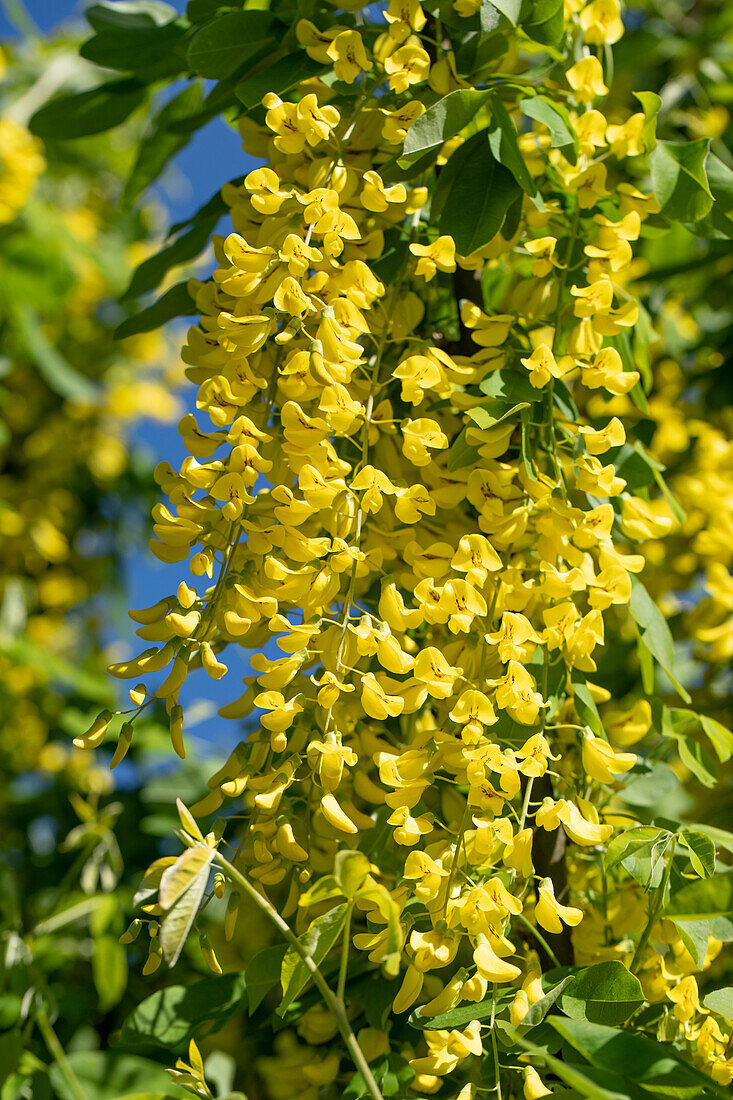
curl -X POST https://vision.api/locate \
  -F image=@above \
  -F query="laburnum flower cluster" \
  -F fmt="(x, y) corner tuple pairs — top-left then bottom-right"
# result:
(89, 1), (732, 1095)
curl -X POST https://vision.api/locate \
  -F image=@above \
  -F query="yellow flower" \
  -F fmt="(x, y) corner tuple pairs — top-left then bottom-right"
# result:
(534, 877), (583, 934)
(384, 38), (431, 93)
(566, 56), (609, 104)
(326, 29), (370, 83)
(580, 0), (624, 45)
(410, 236), (457, 281)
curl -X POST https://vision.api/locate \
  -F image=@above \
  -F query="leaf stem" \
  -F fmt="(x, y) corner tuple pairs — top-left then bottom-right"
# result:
(513, 912), (561, 970)
(214, 852), (384, 1100)
(35, 1003), (88, 1100)
(338, 902), (353, 1007)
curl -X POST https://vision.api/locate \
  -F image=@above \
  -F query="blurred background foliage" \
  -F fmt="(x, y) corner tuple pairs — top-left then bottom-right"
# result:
(0, 1), (732, 1099)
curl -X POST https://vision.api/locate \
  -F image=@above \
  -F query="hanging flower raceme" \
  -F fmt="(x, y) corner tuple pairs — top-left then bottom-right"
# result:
(72, 1), (733, 1094)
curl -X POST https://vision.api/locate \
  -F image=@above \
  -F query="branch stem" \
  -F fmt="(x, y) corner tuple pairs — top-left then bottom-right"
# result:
(214, 852), (383, 1100)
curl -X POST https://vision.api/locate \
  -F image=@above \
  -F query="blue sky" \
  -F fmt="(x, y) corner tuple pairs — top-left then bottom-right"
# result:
(3, 1), (264, 739)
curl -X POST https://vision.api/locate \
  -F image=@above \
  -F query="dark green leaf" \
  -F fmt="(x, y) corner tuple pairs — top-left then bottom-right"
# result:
(547, 1018), (727, 1099)
(246, 945), (288, 1014)
(124, 217), (216, 300)
(80, 21), (185, 71)
(236, 51), (324, 110)
(522, 0), (564, 47)
(560, 961), (644, 1026)
(447, 428), (481, 472)
(513, 1033), (630, 1100)
(123, 82), (204, 208)
(115, 281), (195, 339)
(487, 94), (536, 195)
(629, 576), (690, 702)
(30, 79), (147, 139)
(187, 11), (275, 78)
(121, 974), (246, 1050)
(399, 89), (492, 167)
(650, 139), (713, 223)
(278, 903), (348, 1015)
(409, 989), (513, 1031)
(439, 132), (522, 254)
(571, 672), (604, 736)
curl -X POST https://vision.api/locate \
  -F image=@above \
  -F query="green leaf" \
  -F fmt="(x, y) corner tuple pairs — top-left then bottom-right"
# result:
(664, 870), (733, 924)
(487, 94), (537, 195)
(278, 903), (348, 1015)
(479, 368), (540, 403)
(49, 1052), (190, 1100)
(620, 762), (687, 810)
(124, 217), (216, 300)
(633, 91), (661, 154)
(123, 83), (204, 208)
(115, 281), (195, 338)
(673, 919), (710, 970)
(447, 428), (481, 472)
(701, 714), (733, 762)
(30, 79), (147, 139)
(522, 0), (564, 46)
(86, 2), (177, 30)
(80, 21), (185, 71)
(665, 871), (733, 965)
(246, 944), (288, 1014)
(560, 962), (644, 1026)
(187, 11), (275, 78)
(650, 139), (714, 223)
(546, 1018), (727, 1099)
(673, 843), (702, 893)
(159, 845), (214, 966)
(399, 89), (492, 168)
(629, 576), (690, 702)
(605, 827), (672, 889)
(333, 851), (371, 897)
(485, 0), (521, 23)
(571, 672), (604, 736)
(703, 987), (733, 1022)
(120, 973), (247, 1050)
(519, 95), (577, 157)
(467, 401), (529, 429)
(513, 1033), (630, 1100)
(674, 732), (718, 788)
(93, 935), (127, 1011)
(409, 989), (514, 1031)
(13, 304), (98, 401)
(439, 132), (522, 254)
(236, 51), (324, 110)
